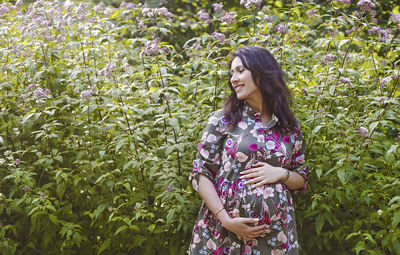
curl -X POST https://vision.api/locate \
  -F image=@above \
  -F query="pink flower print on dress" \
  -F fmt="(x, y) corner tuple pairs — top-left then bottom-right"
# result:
(275, 184), (283, 193)
(200, 149), (209, 159)
(266, 140), (275, 150)
(209, 116), (219, 126)
(248, 143), (258, 151)
(277, 231), (288, 243)
(238, 121), (248, 129)
(264, 187), (275, 198)
(282, 136), (290, 143)
(207, 239), (217, 250)
(207, 134), (217, 143)
(236, 151), (248, 162)
(193, 233), (201, 243)
(224, 161), (231, 172)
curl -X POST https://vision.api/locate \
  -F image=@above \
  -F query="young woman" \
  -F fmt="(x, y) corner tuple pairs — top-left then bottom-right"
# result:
(188, 46), (309, 255)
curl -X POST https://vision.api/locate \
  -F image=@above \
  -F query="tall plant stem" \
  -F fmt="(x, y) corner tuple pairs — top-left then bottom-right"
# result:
(156, 58), (182, 176)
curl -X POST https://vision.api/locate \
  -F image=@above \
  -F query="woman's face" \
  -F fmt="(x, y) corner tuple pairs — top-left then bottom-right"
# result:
(230, 56), (260, 102)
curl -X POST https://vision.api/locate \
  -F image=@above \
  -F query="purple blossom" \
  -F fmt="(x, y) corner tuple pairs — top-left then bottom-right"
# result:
(192, 42), (203, 50)
(336, 0), (351, 4)
(142, 38), (160, 56)
(274, 24), (288, 35)
(378, 97), (385, 104)
(354, 10), (361, 18)
(120, 2), (136, 10)
(100, 63), (117, 78)
(69, 224), (74, 230)
(164, 186), (173, 192)
(80, 89), (94, 99)
(392, 13), (400, 25)
(23, 186), (32, 192)
(358, 126), (368, 137)
(15, 0), (24, 7)
(40, 192), (45, 199)
(212, 32), (225, 44)
(27, 83), (37, 91)
(220, 11), (236, 24)
(240, 0), (262, 9)
(339, 77), (353, 87)
(196, 9), (211, 23)
(264, 14), (273, 23)
(357, 0), (375, 12)
(15, 158), (21, 165)
(307, 9), (316, 16)
(212, 3), (223, 12)
(324, 54), (337, 63)
(368, 26), (381, 34)
(378, 29), (389, 42)
(33, 87), (51, 99)
(93, 2), (104, 12)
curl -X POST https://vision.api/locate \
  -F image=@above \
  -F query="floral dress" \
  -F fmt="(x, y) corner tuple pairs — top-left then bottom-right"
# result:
(188, 105), (309, 255)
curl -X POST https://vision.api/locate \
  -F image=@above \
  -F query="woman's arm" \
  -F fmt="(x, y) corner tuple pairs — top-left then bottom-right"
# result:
(198, 174), (271, 240)
(239, 162), (305, 190)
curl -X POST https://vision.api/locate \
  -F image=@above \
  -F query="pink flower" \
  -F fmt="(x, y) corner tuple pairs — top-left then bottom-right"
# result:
(357, 0), (375, 12)
(324, 53), (337, 63)
(274, 24), (288, 35)
(93, 2), (104, 12)
(357, 126), (368, 137)
(368, 26), (381, 34)
(212, 32), (225, 43)
(220, 11), (236, 24)
(27, 84), (37, 91)
(40, 192), (45, 199)
(100, 63), (117, 78)
(339, 77), (353, 87)
(196, 9), (211, 23)
(80, 89), (94, 99)
(212, 3), (223, 12)
(392, 13), (400, 25)
(33, 87), (51, 99)
(22, 186), (31, 192)
(241, 0), (262, 9)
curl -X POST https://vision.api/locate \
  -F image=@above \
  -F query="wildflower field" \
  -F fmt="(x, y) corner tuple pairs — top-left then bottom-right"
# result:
(0, 0), (399, 254)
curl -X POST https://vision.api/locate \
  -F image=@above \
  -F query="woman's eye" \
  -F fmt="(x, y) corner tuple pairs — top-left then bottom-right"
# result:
(239, 69), (245, 73)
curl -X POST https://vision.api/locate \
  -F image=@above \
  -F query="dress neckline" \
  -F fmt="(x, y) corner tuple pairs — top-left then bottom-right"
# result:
(243, 102), (278, 130)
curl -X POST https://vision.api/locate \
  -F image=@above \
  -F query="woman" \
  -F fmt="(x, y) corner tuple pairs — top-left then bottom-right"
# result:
(188, 46), (309, 255)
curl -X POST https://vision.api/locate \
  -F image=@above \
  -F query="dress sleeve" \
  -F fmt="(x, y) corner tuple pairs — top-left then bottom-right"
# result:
(289, 124), (309, 192)
(189, 110), (227, 192)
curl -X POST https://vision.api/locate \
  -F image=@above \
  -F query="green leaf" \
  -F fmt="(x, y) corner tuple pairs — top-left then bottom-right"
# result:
(97, 239), (111, 255)
(315, 214), (325, 234)
(392, 211), (400, 228)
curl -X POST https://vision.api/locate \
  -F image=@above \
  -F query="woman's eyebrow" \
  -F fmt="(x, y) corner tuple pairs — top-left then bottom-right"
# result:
(230, 65), (244, 74)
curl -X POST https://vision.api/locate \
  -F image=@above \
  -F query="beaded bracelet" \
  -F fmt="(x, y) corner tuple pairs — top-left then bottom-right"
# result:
(282, 170), (290, 184)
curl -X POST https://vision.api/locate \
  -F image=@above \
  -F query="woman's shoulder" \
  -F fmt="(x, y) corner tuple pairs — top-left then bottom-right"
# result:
(206, 109), (230, 128)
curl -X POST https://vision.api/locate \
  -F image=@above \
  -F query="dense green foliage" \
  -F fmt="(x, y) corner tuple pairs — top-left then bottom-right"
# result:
(0, 0), (399, 254)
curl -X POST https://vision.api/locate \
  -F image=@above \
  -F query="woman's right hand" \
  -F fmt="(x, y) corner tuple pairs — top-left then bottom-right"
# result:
(220, 214), (271, 241)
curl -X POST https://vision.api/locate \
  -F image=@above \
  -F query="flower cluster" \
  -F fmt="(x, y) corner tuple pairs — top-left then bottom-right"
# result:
(142, 7), (174, 21)
(212, 32), (225, 44)
(196, 9), (211, 23)
(33, 87), (51, 99)
(220, 11), (236, 24)
(274, 24), (289, 35)
(357, 0), (375, 12)
(324, 54), (337, 63)
(339, 77), (353, 87)
(120, 2), (137, 10)
(392, 13), (400, 25)
(142, 38), (161, 56)
(355, 126), (369, 137)
(99, 63), (117, 78)
(212, 3), (223, 12)
(80, 89), (94, 99)
(240, 0), (262, 9)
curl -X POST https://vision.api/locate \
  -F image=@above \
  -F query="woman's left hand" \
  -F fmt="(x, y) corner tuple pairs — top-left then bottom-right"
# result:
(240, 162), (285, 188)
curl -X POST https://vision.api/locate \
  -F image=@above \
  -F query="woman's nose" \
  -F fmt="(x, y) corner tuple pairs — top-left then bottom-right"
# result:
(231, 73), (238, 83)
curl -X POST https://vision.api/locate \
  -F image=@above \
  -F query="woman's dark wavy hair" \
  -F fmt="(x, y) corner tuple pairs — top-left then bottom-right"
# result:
(224, 46), (298, 131)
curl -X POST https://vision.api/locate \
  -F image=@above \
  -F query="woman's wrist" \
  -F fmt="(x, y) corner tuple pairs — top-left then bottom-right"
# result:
(217, 209), (232, 225)
(277, 167), (289, 182)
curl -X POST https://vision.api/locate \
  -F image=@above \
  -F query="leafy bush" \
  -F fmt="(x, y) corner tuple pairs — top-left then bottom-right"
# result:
(0, 0), (399, 254)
